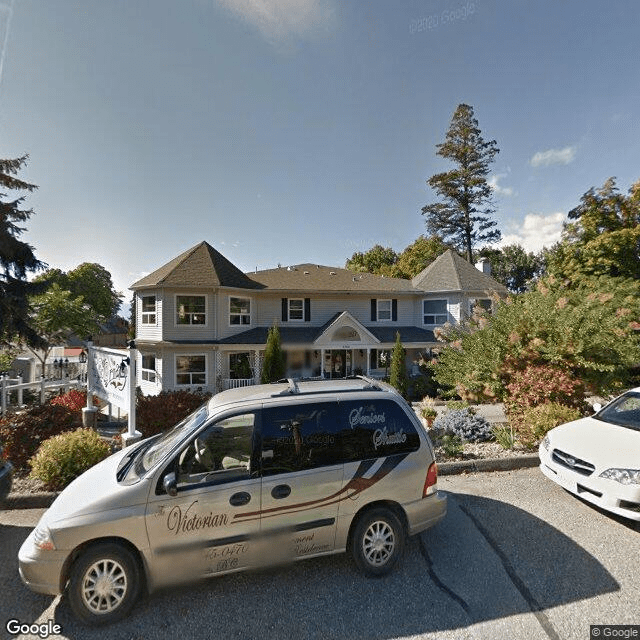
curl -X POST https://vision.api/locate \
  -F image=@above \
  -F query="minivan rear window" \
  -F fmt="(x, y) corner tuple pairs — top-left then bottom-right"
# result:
(337, 399), (420, 461)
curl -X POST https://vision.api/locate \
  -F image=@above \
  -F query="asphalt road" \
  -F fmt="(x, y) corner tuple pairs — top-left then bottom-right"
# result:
(1, 467), (638, 640)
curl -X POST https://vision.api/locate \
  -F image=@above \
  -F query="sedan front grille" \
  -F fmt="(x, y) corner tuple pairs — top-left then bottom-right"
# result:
(552, 449), (595, 476)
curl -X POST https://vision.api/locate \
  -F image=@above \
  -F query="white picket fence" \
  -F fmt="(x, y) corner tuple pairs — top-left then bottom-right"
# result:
(0, 375), (86, 416)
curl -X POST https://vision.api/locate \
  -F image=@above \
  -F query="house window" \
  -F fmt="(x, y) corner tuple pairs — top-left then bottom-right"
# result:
(176, 296), (206, 325)
(423, 299), (448, 325)
(176, 355), (206, 386)
(469, 298), (492, 315)
(377, 299), (392, 321)
(141, 354), (156, 383)
(230, 297), (251, 325)
(370, 349), (391, 370)
(229, 352), (253, 379)
(288, 298), (304, 321)
(141, 296), (156, 325)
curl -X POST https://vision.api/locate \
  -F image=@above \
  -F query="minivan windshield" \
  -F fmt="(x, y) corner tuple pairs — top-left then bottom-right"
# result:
(135, 405), (210, 476)
(596, 392), (640, 431)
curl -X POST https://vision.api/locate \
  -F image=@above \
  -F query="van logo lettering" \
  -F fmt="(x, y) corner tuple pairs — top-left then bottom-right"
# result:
(373, 427), (407, 449)
(167, 500), (228, 535)
(349, 407), (386, 428)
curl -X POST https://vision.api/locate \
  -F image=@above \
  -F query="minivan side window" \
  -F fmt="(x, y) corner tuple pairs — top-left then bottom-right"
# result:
(337, 399), (420, 461)
(175, 413), (256, 489)
(261, 402), (341, 476)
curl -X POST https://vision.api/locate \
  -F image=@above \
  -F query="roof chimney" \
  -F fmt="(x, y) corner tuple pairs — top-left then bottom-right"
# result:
(475, 259), (491, 275)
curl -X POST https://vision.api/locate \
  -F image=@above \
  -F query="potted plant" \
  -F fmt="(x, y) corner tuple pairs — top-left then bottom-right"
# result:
(419, 397), (438, 428)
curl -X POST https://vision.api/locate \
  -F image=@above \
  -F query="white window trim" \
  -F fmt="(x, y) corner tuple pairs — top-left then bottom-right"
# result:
(288, 298), (305, 322)
(141, 354), (157, 383)
(141, 294), (157, 326)
(377, 299), (392, 322)
(229, 295), (252, 327)
(175, 353), (208, 387)
(422, 298), (449, 326)
(174, 294), (208, 328)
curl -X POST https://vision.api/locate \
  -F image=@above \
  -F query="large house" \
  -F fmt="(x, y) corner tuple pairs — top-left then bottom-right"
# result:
(130, 242), (507, 395)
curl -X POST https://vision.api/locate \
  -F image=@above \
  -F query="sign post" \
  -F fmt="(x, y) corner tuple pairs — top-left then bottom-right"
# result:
(86, 340), (142, 447)
(82, 339), (97, 429)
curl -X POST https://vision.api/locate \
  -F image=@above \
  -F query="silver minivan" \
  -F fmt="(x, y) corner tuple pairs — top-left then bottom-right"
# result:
(19, 377), (446, 625)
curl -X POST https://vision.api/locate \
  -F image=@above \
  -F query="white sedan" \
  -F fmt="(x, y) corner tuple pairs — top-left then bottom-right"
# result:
(539, 387), (640, 521)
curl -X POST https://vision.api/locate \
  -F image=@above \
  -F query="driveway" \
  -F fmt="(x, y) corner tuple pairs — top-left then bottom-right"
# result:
(1, 468), (637, 639)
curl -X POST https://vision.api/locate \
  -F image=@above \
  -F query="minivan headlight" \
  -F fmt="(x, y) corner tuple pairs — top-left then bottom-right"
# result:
(33, 524), (56, 551)
(599, 468), (640, 485)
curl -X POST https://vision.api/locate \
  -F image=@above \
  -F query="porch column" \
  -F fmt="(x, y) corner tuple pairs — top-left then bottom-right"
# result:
(253, 350), (262, 384)
(320, 349), (325, 378)
(366, 348), (371, 376)
(215, 350), (222, 393)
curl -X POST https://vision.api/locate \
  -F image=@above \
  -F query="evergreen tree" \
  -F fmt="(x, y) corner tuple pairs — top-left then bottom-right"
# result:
(389, 332), (408, 398)
(0, 155), (47, 347)
(422, 104), (500, 262)
(260, 324), (286, 383)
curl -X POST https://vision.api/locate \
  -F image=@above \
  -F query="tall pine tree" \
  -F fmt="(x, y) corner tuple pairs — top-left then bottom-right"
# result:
(260, 324), (286, 383)
(422, 104), (500, 262)
(0, 155), (47, 347)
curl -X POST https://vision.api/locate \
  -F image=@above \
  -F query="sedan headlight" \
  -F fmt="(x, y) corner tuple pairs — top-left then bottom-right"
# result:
(541, 435), (551, 451)
(599, 468), (640, 485)
(33, 524), (56, 551)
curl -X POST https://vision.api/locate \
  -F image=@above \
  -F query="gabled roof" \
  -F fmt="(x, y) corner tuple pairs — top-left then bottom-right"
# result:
(131, 242), (262, 290)
(250, 263), (414, 293)
(412, 249), (508, 294)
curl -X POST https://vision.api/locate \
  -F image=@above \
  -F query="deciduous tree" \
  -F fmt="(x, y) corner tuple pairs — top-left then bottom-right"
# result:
(422, 104), (500, 262)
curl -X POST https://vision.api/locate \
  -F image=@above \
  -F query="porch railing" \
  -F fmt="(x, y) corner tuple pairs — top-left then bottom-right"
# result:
(222, 378), (255, 391)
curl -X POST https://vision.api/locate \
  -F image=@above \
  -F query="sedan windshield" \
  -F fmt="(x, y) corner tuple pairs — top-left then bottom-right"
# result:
(596, 392), (640, 431)
(134, 405), (210, 477)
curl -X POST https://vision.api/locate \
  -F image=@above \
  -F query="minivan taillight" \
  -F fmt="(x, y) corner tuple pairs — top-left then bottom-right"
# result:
(423, 462), (438, 497)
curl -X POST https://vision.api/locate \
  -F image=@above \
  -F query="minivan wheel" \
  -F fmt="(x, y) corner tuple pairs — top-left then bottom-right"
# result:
(351, 508), (405, 577)
(68, 542), (140, 626)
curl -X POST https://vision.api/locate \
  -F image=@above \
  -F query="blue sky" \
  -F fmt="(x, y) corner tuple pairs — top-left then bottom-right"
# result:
(2, 0), (639, 312)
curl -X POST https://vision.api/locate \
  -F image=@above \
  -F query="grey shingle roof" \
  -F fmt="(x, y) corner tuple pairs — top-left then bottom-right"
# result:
(250, 263), (415, 293)
(131, 242), (263, 290)
(412, 249), (508, 294)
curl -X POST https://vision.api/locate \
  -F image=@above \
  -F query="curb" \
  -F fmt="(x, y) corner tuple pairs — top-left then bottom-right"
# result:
(438, 453), (540, 476)
(2, 454), (542, 511)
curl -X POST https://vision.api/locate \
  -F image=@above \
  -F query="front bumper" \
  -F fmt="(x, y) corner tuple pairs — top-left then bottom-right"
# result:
(18, 529), (67, 596)
(539, 450), (640, 522)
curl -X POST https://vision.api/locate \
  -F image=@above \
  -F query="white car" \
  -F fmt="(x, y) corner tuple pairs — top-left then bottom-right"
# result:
(539, 387), (640, 521)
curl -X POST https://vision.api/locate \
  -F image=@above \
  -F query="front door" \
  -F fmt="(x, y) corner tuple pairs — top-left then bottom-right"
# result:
(145, 412), (261, 584)
(257, 400), (345, 560)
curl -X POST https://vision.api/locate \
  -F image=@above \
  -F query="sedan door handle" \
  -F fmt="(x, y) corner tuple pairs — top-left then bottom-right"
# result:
(229, 491), (251, 507)
(271, 484), (291, 499)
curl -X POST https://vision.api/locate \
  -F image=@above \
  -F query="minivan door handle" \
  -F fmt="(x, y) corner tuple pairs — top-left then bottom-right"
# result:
(271, 484), (291, 499)
(229, 491), (251, 507)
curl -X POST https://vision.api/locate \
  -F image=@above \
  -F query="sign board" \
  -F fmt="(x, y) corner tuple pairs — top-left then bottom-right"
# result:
(89, 346), (130, 412)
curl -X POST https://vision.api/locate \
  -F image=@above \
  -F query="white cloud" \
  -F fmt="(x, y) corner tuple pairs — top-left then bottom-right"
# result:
(488, 173), (514, 197)
(498, 212), (565, 253)
(530, 146), (576, 167)
(214, 0), (334, 42)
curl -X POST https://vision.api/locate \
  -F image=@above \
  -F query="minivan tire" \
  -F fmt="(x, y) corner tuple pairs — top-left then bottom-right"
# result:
(68, 542), (141, 626)
(351, 507), (405, 577)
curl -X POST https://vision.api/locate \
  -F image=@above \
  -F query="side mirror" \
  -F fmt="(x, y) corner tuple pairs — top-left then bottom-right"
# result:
(592, 403), (602, 414)
(163, 471), (178, 497)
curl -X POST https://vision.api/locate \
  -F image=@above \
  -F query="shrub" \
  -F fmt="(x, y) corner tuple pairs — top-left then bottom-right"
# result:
(492, 424), (516, 450)
(0, 404), (81, 470)
(439, 433), (464, 458)
(30, 428), (111, 491)
(518, 402), (582, 448)
(136, 389), (211, 438)
(50, 389), (88, 412)
(433, 408), (493, 443)
(446, 400), (475, 414)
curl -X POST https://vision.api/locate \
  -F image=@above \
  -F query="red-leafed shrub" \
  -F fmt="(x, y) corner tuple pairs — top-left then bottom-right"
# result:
(136, 390), (211, 438)
(0, 404), (82, 470)
(50, 389), (87, 412)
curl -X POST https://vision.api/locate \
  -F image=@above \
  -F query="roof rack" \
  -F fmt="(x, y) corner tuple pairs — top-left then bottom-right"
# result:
(271, 378), (300, 396)
(268, 375), (389, 398)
